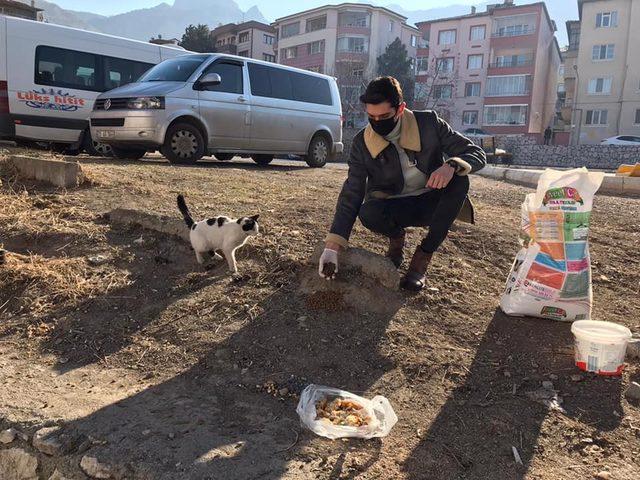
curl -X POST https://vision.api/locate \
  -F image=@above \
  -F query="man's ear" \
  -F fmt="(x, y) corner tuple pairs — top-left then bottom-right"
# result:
(396, 102), (407, 118)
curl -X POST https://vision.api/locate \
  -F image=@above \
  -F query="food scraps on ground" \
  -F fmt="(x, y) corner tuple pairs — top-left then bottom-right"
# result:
(322, 261), (337, 280)
(316, 397), (371, 427)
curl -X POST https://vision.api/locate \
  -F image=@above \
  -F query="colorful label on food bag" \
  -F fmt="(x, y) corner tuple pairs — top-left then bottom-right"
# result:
(542, 187), (584, 209)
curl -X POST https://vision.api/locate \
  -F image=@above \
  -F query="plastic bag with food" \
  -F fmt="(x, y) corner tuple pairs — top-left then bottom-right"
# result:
(500, 168), (605, 321)
(296, 384), (398, 439)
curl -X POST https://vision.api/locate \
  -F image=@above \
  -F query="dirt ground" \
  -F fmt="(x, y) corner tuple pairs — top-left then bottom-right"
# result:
(1, 147), (639, 480)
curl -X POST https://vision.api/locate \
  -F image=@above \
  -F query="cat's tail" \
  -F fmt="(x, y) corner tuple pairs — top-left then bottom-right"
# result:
(176, 194), (194, 229)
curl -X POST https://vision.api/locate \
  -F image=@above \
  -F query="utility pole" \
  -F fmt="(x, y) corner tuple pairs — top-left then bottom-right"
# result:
(571, 64), (582, 146)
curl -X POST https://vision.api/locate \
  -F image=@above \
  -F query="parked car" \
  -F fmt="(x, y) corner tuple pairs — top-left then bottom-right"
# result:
(0, 15), (187, 156)
(601, 135), (640, 145)
(90, 54), (344, 167)
(463, 127), (490, 136)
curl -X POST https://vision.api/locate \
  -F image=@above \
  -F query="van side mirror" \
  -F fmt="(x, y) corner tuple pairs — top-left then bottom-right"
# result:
(196, 73), (222, 90)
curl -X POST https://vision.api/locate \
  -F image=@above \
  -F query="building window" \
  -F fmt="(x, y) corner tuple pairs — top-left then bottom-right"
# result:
(433, 85), (453, 99)
(592, 44), (614, 61)
(484, 105), (528, 125)
(308, 40), (325, 55)
(465, 82), (481, 97)
(352, 68), (363, 78)
(467, 54), (483, 69)
(588, 77), (612, 95)
(585, 109), (608, 125)
(635, 109), (640, 125)
(337, 37), (367, 53)
(283, 47), (297, 59)
(263, 53), (276, 63)
(238, 50), (249, 57)
(436, 57), (454, 74)
(411, 35), (417, 47)
(415, 56), (429, 73)
(238, 31), (250, 43)
(596, 12), (618, 28)
(470, 25), (486, 41)
(486, 75), (531, 96)
(493, 54), (533, 67)
(494, 23), (535, 37)
(263, 34), (275, 45)
(438, 29), (456, 45)
(338, 12), (370, 28)
(462, 111), (479, 125)
(281, 22), (300, 38)
(306, 15), (327, 33)
(389, 20), (394, 32)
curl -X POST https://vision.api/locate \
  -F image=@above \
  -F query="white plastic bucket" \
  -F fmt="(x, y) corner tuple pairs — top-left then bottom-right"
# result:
(571, 320), (632, 376)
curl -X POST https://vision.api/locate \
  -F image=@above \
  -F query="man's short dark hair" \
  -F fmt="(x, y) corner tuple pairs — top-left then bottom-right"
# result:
(359, 76), (404, 108)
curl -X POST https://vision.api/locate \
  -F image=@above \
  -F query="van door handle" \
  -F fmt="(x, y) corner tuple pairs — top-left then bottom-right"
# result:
(237, 96), (247, 102)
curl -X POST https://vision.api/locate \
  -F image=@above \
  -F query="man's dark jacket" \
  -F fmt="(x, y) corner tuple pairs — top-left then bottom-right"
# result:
(326, 109), (486, 247)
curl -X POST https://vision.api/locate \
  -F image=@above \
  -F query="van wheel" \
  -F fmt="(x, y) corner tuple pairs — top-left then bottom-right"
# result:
(252, 154), (273, 166)
(163, 123), (205, 164)
(214, 153), (234, 161)
(111, 146), (146, 160)
(305, 134), (329, 168)
(82, 131), (112, 157)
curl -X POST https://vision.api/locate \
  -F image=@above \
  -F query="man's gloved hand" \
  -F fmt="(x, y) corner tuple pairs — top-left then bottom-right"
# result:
(318, 247), (339, 280)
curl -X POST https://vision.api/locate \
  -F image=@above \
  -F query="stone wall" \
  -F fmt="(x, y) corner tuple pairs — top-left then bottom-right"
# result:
(494, 135), (640, 170)
(336, 131), (640, 171)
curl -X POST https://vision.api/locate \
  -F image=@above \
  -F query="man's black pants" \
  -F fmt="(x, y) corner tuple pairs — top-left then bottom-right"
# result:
(358, 174), (469, 254)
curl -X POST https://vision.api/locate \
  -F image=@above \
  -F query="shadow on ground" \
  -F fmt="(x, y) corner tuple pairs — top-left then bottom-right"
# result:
(403, 309), (623, 480)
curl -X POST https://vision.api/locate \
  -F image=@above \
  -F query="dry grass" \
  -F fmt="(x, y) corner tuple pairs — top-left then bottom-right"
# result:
(1, 251), (132, 317)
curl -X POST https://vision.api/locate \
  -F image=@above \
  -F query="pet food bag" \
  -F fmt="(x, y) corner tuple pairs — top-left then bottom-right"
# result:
(296, 384), (398, 439)
(500, 168), (605, 321)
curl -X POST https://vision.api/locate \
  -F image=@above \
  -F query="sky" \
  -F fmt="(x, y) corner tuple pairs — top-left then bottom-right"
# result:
(52, 0), (578, 20)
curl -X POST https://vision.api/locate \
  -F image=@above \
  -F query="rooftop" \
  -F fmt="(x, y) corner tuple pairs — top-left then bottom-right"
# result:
(0, 0), (42, 13)
(211, 20), (276, 37)
(273, 2), (415, 27)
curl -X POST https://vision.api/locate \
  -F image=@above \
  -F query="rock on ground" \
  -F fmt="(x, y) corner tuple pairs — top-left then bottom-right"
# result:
(48, 469), (73, 480)
(32, 426), (79, 456)
(625, 381), (640, 401)
(80, 455), (112, 479)
(0, 448), (38, 480)
(0, 428), (17, 444)
(627, 339), (640, 359)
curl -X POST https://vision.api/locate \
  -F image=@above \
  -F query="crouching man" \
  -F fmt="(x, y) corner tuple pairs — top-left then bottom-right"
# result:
(319, 77), (486, 291)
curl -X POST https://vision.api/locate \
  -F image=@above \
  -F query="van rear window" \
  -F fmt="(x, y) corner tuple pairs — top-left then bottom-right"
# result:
(248, 63), (332, 105)
(35, 46), (154, 92)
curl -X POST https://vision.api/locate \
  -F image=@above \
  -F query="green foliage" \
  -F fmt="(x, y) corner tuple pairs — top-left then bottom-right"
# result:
(179, 24), (215, 53)
(376, 38), (415, 106)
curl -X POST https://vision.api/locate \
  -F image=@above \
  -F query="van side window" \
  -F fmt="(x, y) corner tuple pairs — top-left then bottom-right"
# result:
(104, 57), (153, 90)
(291, 72), (332, 105)
(248, 63), (332, 105)
(202, 62), (243, 94)
(248, 63), (271, 97)
(36, 46), (98, 91)
(35, 45), (155, 92)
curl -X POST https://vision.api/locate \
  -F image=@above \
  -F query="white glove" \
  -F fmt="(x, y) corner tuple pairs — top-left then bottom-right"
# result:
(318, 248), (339, 280)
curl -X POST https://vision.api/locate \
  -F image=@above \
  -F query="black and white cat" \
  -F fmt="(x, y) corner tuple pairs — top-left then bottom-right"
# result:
(177, 194), (259, 274)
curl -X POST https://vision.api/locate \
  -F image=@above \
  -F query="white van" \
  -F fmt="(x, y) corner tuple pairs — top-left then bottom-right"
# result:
(0, 15), (186, 155)
(90, 54), (344, 167)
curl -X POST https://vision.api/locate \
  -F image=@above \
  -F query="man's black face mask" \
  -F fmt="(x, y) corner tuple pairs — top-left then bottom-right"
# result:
(369, 113), (397, 137)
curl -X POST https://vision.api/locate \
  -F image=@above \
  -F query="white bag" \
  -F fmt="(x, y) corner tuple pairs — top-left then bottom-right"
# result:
(296, 384), (398, 439)
(500, 168), (604, 321)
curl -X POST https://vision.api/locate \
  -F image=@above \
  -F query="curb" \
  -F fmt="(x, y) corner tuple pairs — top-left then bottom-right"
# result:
(477, 166), (640, 197)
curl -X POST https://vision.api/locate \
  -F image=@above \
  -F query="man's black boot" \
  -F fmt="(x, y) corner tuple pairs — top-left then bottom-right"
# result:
(400, 246), (433, 292)
(386, 231), (405, 268)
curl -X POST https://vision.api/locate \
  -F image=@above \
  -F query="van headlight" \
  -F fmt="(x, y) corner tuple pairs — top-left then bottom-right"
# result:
(127, 97), (164, 109)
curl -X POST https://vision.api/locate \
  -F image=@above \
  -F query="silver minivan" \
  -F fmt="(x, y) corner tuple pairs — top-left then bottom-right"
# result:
(89, 53), (343, 167)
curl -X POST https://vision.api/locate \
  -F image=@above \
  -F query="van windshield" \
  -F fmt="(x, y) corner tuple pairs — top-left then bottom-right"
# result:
(139, 55), (209, 82)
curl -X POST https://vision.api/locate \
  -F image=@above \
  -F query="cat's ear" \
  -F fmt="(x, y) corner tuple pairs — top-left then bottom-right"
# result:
(250, 214), (260, 221)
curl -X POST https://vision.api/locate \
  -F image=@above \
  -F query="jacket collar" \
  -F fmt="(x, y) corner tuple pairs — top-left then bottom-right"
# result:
(363, 108), (421, 158)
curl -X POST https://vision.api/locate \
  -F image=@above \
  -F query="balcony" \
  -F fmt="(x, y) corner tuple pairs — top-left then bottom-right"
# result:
(489, 57), (534, 68)
(216, 44), (237, 55)
(491, 24), (536, 38)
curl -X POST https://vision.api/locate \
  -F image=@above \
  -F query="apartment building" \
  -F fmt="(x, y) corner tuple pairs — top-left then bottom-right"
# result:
(211, 21), (277, 63)
(272, 3), (420, 126)
(416, 0), (561, 143)
(0, 0), (43, 21)
(565, 0), (640, 144)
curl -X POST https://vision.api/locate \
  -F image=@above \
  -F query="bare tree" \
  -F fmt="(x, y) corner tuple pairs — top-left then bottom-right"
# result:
(334, 61), (372, 128)
(414, 54), (460, 120)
